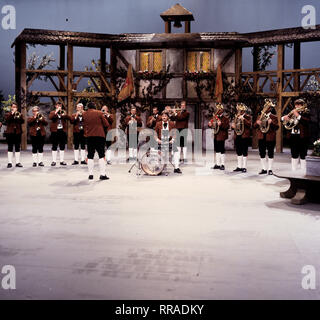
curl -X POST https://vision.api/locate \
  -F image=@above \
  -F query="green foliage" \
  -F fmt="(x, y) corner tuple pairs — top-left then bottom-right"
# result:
(312, 139), (320, 157)
(0, 93), (16, 124)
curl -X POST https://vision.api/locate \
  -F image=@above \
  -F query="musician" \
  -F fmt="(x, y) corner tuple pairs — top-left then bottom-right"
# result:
(231, 103), (252, 173)
(147, 106), (161, 150)
(4, 102), (24, 168)
(154, 111), (181, 173)
(71, 103), (86, 165)
(83, 102), (110, 180)
(27, 106), (48, 167)
(49, 102), (71, 166)
(101, 105), (113, 165)
(254, 100), (279, 175)
(281, 99), (310, 171)
(125, 106), (142, 162)
(208, 103), (229, 170)
(171, 101), (190, 163)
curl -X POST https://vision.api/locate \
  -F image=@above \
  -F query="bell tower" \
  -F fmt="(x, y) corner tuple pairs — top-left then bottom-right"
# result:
(160, 3), (194, 34)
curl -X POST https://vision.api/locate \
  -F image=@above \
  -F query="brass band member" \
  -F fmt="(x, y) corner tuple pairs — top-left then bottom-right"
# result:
(4, 102), (24, 168)
(231, 103), (252, 173)
(208, 103), (229, 170)
(49, 102), (71, 166)
(83, 102), (110, 180)
(171, 101), (190, 163)
(281, 98), (310, 171)
(71, 103), (86, 165)
(154, 111), (182, 174)
(254, 99), (279, 175)
(125, 106), (142, 161)
(101, 105), (114, 165)
(27, 106), (48, 167)
(147, 106), (162, 150)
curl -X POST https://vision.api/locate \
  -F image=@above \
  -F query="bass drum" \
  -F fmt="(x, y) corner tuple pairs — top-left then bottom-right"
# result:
(140, 150), (165, 176)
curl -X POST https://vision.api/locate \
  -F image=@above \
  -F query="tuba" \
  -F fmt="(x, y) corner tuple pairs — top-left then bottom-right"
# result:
(234, 103), (247, 136)
(259, 99), (275, 133)
(210, 103), (224, 135)
(283, 102), (308, 130)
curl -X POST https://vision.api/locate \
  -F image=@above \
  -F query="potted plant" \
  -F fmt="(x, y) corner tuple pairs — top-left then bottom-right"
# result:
(306, 139), (320, 176)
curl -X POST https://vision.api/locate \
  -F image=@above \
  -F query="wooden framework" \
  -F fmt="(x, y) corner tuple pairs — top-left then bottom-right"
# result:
(12, 18), (320, 151)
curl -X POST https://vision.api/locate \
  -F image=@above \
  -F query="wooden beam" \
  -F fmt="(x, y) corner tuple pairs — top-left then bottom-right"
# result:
(73, 92), (111, 98)
(221, 49), (235, 68)
(253, 46), (259, 72)
(110, 46), (117, 98)
(185, 21), (190, 33)
(100, 47), (107, 94)
(113, 48), (136, 72)
(67, 44), (74, 149)
(276, 44), (284, 153)
(30, 91), (67, 97)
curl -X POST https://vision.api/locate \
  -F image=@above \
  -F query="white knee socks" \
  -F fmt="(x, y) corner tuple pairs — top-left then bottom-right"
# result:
(291, 158), (298, 171)
(80, 149), (86, 161)
(174, 152), (180, 169)
(88, 159), (94, 176)
(268, 158), (273, 171)
(59, 150), (64, 162)
(8, 152), (13, 164)
(32, 153), (38, 163)
(74, 149), (79, 161)
(243, 157), (247, 169)
(52, 150), (57, 162)
(38, 153), (43, 163)
(237, 156), (242, 168)
(106, 149), (111, 162)
(221, 154), (225, 166)
(98, 158), (106, 176)
(182, 147), (187, 160)
(15, 152), (20, 164)
(260, 158), (267, 170)
(216, 152), (221, 166)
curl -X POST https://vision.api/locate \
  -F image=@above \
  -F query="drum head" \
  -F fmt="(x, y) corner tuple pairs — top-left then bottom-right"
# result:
(141, 150), (165, 176)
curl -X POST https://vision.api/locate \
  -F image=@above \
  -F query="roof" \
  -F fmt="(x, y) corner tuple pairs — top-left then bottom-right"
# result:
(160, 3), (194, 21)
(12, 24), (320, 49)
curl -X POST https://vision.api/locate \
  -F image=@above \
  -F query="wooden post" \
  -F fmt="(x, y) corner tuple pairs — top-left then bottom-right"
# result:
(67, 44), (73, 149)
(293, 42), (301, 91)
(100, 47), (107, 96)
(165, 21), (171, 33)
(185, 21), (190, 33)
(253, 46), (259, 71)
(110, 46), (117, 99)
(276, 44), (284, 153)
(15, 42), (27, 150)
(235, 47), (242, 86)
(59, 45), (66, 107)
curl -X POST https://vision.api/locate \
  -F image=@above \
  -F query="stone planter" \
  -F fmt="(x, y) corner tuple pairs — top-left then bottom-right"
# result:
(306, 155), (320, 176)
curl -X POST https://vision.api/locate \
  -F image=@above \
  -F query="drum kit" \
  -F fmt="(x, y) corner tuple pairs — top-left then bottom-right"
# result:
(128, 143), (174, 176)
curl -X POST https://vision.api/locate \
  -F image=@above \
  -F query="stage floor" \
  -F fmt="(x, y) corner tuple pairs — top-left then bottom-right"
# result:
(0, 146), (319, 299)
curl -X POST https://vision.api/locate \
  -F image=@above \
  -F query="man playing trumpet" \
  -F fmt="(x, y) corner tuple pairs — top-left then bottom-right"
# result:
(208, 103), (229, 170)
(125, 106), (142, 162)
(281, 98), (310, 171)
(4, 102), (24, 168)
(101, 105), (113, 165)
(231, 103), (252, 173)
(254, 99), (279, 175)
(71, 103), (87, 165)
(49, 102), (71, 166)
(28, 106), (48, 167)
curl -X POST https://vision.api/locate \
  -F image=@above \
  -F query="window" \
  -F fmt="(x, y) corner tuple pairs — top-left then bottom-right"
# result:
(187, 51), (210, 72)
(140, 51), (162, 72)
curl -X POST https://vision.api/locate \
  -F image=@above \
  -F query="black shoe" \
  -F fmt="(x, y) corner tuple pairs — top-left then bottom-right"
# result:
(72, 161), (79, 165)
(212, 165), (221, 170)
(7, 163), (12, 168)
(51, 161), (56, 167)
(88, 175), (93, 180)
(259, 169), (267, 175)
(16, 163), (23, 167)
(220, 165), (225, 170)
(174, 168), (182, 174)
(81, 160), (87, 165)
(60, 161), (67, 166)
(242, 168), (247, 173)
(33, 162), (37, 167)
(99, 175), (109, 180)
(233, 167), (242, 172)
(107, 161), (112, 165)
(38, 162), (44, 167)
(268, 170), (273, 175)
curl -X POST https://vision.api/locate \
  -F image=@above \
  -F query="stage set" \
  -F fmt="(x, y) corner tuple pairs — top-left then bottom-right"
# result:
(0, 2), (320, 300)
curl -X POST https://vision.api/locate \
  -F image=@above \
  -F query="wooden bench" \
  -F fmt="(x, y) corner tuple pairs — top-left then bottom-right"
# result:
(274, 171), (320, 205)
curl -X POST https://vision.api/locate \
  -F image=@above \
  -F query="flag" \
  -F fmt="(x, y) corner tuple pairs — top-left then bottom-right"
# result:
(118, 64), (134, 102)
(214, 64), (223, 103)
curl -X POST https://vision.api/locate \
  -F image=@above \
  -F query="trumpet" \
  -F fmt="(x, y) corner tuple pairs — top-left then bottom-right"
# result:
(36, 113), (44, 121)
(14, 111), (21, 119)
(283, 104), (309, 130)
(57, 109), (66, 116)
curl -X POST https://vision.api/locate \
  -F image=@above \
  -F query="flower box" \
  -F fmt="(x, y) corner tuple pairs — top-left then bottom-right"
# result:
(306, 156), (320, 176)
